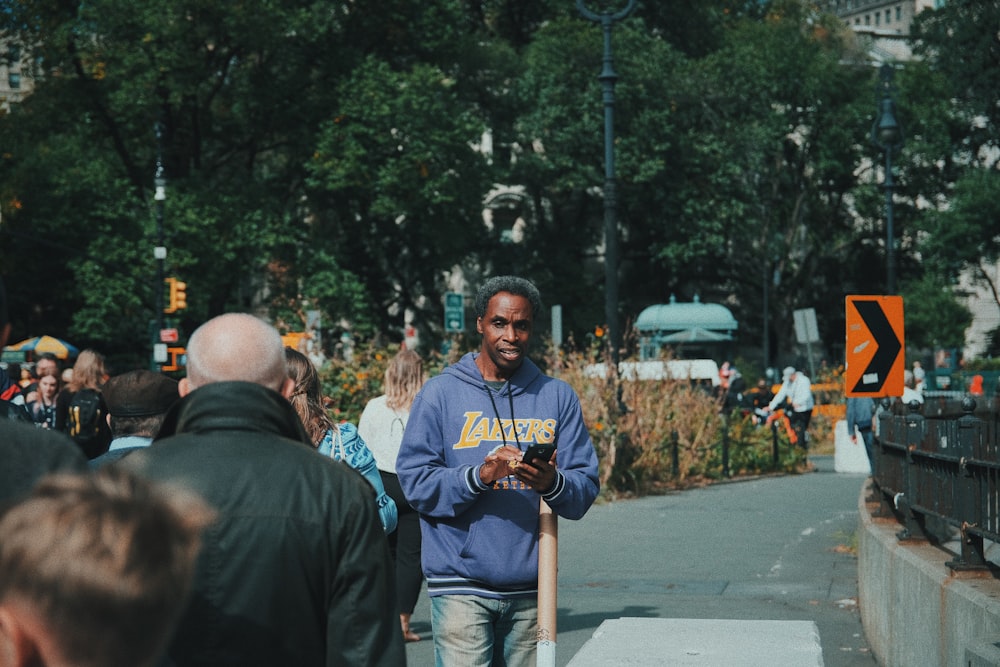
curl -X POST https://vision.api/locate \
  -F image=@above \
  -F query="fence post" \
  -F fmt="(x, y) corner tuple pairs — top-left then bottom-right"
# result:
(721, 412), (731, 478)
(873, 398), (895, 517)
(770, 420), (780, 470)
(947, 397), (988, 571)
(897, 401), (928, 542)
(671, 430), (679, 478)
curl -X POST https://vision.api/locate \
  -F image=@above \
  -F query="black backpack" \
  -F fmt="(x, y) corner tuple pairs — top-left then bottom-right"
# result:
(0, 400), (31, 422)
(67, 388), (104, 449)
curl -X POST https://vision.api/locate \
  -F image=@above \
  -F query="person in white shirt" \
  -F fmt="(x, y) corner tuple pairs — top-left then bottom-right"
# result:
(900, 369), (924, 409)
(912, 361), (926, 393)
(767, 366), (815, 448)
(358, 349), (426, 642)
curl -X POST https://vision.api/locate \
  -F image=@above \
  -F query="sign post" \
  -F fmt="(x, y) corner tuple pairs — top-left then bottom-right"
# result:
(444, 292), (464, 333)
(537, 500), (557, 667)
(793, 308), (820, 379)
(845, 295), (904, 397)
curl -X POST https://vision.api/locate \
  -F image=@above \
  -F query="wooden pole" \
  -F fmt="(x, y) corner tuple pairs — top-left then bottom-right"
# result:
(537, 499), (558, 666)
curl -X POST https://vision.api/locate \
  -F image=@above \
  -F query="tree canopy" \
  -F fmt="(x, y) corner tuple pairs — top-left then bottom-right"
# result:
(0, 0), (991, 368)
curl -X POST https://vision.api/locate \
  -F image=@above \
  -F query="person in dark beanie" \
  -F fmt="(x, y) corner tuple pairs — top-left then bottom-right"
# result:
(89, 370), (180, 467)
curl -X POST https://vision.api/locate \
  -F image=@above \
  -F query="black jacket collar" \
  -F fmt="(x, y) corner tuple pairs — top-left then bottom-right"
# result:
(155, 381), (311, 445)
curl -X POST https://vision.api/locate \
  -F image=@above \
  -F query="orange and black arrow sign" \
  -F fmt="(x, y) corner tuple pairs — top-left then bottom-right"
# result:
(845, 295), (904, 397)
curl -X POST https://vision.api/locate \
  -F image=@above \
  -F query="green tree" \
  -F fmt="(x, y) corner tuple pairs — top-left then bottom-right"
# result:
(306, 57), (493, 343)
(908, 1), (1000, 326)
(0, 0), (991, 368)
(902, 274), (972, 350)
(0, 0), (433, 355)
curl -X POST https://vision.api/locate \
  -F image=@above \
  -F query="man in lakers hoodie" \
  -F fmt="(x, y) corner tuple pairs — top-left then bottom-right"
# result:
(396, 276), (600, 667)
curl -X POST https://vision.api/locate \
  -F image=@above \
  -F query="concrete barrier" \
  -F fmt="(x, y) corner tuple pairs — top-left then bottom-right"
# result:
(566, 618), (823, 666)
(834, 419), (871, 474)
(858, 481), (1000, 666)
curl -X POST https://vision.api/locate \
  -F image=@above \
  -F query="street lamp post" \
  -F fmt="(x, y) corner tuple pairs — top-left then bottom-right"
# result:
(154, 119), (166, 333)
(152, 85), (169, 370)
(577, 0), (636, 365)
(871, 63), (904, 295)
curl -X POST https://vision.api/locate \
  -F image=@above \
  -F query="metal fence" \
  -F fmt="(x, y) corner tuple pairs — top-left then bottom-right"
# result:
(872, 396), (1000, 572)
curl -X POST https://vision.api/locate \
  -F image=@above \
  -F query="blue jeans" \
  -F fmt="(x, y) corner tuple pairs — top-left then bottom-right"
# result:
(430, 595), (537, 667)
(859, 428), (874, 471)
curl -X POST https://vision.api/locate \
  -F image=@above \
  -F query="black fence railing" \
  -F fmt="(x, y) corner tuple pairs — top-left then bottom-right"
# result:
(873, 396), (1000, 572)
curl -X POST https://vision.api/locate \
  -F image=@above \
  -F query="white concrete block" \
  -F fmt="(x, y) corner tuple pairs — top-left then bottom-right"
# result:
(834, 419), (871, 474)
(566, 618), (823, 666)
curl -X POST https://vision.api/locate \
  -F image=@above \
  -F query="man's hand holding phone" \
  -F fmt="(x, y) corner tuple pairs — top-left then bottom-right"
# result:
(512, 443), (557, 492)
(522, 444), (557, 467)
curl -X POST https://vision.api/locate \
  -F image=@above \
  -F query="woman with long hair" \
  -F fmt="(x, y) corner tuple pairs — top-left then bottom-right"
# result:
(27, 373), (59, 429)
(55, 349), (111, 458)
(358, 349), (426, 642)
(284, 347), (397, 534)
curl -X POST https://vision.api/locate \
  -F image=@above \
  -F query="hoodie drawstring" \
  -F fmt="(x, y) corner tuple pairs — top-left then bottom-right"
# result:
(485, 383), (522, 451)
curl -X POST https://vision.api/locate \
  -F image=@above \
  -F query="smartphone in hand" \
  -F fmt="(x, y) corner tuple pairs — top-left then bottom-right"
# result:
(522, 443), (556, 466)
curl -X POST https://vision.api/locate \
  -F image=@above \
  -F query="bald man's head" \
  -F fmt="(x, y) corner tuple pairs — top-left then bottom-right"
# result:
(182, 314), (291, 395)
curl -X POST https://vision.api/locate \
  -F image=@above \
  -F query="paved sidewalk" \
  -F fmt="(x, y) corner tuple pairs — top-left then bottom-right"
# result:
(405, 455), (875, 666)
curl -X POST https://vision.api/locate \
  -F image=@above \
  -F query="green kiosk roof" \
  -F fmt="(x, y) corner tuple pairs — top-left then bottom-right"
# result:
(635, 295), (738, 337)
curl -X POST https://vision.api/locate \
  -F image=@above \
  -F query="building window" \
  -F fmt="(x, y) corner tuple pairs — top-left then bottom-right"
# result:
(885, 9), (891, 23)
(8, 72), (20, 90)
(865, 14), (870, 25)
(896, 6), (902, 21)
(875, 12), (880, 26)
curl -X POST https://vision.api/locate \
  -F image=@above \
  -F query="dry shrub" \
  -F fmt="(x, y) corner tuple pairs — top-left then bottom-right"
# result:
(319, 337), (808, 497)
(547, 346), (623, 490)
(617, 375), (724, 489)
(550, 342), (805, 496)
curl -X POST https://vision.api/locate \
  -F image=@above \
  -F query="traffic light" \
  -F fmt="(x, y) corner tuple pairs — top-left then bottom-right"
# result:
(164, 277), (188, 313)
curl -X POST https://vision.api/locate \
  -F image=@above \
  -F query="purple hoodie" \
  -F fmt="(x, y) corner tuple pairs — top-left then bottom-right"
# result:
(396, 352), (599, 599)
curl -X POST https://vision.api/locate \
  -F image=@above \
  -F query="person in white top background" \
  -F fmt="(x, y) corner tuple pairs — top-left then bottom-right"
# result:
(358, 348), (426, 642)
(767, 366), (815, 449)
(911, 361), (926, 393)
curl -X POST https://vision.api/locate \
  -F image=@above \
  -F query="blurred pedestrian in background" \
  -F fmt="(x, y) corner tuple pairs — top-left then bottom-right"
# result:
(846, 396), (876, 467)
(767, 366), (814, 448)
(22, 353), (60, 403)
(285, 346), (398, 534)
(359, 348), (426, 642)
(90, 370), (179, 467)
(901, 370), (925, 407)
(55, 349), (112, 459)
(912, 361), (926, 392)
(26, 373), (59, 429)
(0, 279), (87, 506)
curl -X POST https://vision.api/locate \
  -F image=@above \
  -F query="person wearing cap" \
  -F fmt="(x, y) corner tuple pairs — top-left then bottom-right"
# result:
(89, 370), (179, 467)
(767, 366), (814, 448)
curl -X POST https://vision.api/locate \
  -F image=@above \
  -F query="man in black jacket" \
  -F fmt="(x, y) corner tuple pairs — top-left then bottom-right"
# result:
(120, 313), (404, 666)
